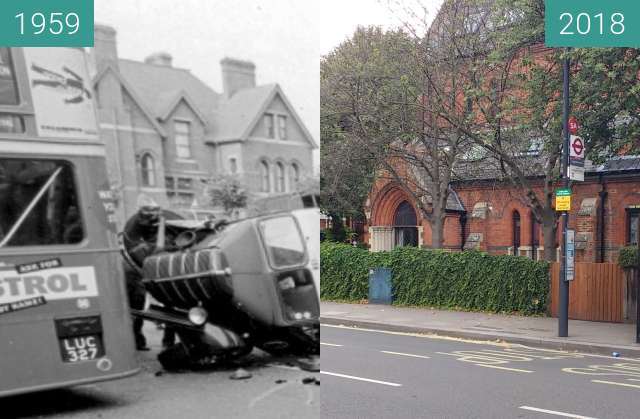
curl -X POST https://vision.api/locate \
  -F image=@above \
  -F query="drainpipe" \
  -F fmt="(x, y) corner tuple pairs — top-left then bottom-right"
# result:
(459, 212), (467, 251)
(598, 174), (608, 263)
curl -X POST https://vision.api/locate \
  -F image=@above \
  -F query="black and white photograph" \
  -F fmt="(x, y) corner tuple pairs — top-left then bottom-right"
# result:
(1, 1), (319, 418)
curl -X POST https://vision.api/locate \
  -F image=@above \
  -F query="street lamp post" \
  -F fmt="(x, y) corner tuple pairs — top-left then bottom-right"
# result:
(558, 50), (570, 338)
(637, 223), (640, 343)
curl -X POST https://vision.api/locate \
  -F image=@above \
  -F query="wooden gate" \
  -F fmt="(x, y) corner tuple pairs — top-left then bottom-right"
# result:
(550, 262), (624, 323)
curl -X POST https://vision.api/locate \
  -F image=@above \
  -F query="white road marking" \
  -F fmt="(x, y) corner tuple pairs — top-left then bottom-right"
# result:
(476, 364), (533, 373)
(380, 350), (431, 359)
(321, 324), (640, 362)
(591, 379), (640, 389)
(321, 371), (402, 387)
(321, 342), (343, 347)
(321, 324), (510, 347)
(519, 406), (598, 419)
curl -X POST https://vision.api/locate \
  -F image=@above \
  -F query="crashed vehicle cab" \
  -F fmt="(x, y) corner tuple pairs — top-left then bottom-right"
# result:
(122, 210), (320, 369)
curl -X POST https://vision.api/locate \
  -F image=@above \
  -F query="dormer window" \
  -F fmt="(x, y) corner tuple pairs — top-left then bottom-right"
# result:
(265, 114), (275, 139)
(278, 115), (287, 140)
(174, 120), (191, 159)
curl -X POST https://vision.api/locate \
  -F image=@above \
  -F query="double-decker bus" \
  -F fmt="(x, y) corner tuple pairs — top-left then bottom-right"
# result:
(0, 47), (138, 397)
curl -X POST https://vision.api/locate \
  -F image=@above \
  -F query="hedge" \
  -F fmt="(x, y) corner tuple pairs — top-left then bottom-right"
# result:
(320, 242), (550, 314)
(618, 246), (638, 269)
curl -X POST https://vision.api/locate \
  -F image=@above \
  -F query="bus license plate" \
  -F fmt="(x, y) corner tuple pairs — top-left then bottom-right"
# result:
(59, 335), (105, 363)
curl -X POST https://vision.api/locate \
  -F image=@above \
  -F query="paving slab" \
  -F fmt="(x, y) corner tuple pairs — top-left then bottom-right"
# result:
(321, 301), (640, 358)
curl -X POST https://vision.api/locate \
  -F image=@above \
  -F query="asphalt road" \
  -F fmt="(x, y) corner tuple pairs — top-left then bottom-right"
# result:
(321, 324), (640, 419)
(3, 323), (320, 419)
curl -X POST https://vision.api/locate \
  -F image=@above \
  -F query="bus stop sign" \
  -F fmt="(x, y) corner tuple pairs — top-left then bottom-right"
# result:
(568, 116), (579, 135)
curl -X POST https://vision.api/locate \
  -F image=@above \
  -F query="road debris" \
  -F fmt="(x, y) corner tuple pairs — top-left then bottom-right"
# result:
(229, 368), (252, 380)
(302, 377), (320, 385)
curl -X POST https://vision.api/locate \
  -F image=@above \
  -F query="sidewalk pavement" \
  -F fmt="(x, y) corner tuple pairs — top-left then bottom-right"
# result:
(321, 301), (640, 358)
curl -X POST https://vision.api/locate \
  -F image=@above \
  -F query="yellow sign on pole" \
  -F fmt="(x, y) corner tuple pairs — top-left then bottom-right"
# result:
(556, 195), (571, 211)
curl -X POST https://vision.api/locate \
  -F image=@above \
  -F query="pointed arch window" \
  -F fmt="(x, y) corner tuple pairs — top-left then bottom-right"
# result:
(260, 160), (270, 192)
(513, 210), (521, 249)
(394, 201), (418, 247)
(290, 163), (300, 190)
(276, 162), (285, 192)
(141, 153), (156, 187)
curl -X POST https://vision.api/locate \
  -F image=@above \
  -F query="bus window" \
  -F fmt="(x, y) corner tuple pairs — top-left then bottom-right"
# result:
(0, 159), (84, 247)
(0, 48), (19, 105)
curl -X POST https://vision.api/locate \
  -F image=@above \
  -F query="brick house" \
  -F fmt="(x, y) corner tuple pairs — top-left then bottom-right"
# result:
(91, 24), (317, 225)
(365, 153), (640, 263)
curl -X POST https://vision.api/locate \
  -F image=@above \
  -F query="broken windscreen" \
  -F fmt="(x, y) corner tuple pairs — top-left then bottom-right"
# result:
(0, 159), (84, 247)
(259, 216), (306, 268)
(0, 48), (19, 106)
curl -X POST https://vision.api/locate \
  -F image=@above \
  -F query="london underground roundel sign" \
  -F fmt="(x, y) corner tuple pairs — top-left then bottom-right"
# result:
(570, 136), (585, 158)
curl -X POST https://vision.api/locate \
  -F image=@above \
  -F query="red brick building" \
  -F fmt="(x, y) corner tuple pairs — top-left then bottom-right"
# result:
(365, 156), (640, 262)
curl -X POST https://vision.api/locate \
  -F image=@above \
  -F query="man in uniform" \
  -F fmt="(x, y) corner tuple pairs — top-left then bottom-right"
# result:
(122, 195), (162, 351)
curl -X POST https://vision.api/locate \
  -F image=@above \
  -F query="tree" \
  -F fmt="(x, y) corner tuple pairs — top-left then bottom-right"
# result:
(207, 175), (248, 218)
(392, 0), (640, 260)
(321, 25), (468, 248)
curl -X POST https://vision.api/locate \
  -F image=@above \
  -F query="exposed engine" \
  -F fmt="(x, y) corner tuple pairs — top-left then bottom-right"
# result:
(120, 209), (319, 370)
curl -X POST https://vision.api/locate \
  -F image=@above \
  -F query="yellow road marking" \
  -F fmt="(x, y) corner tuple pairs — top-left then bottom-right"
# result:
(476, 364), (533, 373)
(380, 350), (431, 359)
(591, 379), (640, 389)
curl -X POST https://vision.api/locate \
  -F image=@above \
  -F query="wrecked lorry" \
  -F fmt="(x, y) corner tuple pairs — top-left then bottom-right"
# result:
(120, 208), (320, 370)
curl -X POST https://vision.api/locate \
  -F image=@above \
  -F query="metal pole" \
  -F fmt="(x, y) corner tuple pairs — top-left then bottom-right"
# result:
(636, 233), (640, 343)
(558, 50), (570, 337)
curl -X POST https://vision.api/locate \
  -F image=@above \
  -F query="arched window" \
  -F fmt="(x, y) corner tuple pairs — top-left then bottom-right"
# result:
(260, 160), (270, 192)
(290, 163), (300, 191)
(513, 210), (521, 249)
(141, 153), (155, 187)
(394, 201), (418, 247)
(276, 162), (285, 192)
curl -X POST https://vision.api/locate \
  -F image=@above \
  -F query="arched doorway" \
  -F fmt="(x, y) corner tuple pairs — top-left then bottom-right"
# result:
(394, 201), (418, 247)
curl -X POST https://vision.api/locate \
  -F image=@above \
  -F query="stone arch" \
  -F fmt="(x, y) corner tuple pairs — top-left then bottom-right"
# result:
(370, 183), (420, 226)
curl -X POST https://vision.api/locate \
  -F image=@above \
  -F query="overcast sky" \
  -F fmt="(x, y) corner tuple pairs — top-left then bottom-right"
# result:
(321, 0), (444, 55)
(95, 1), (445, 172)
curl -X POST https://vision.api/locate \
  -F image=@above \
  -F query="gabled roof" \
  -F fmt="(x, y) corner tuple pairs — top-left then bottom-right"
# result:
(211, 84), (276, 141)
(117, 59), (220, 127)
(594, 155), (640, 173)
(93, 64), (167, 138)
(95, 58), (316, 149)
(211, 83), (317, 148)
(158, 89), (209, 126)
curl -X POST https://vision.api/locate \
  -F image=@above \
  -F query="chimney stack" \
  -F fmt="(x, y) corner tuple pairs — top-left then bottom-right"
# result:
(93, 24), (119, 71)
(145, 52), (173, 67)
(220, 58), (256, 98)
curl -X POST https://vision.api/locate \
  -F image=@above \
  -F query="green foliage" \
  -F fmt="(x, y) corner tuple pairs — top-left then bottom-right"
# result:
(618, 246), (639, 269)
(320, 243), (391, 302)
(321, 242), (550, 314)
(320, 27), (417, 219)
(208, 175), (248, 216)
